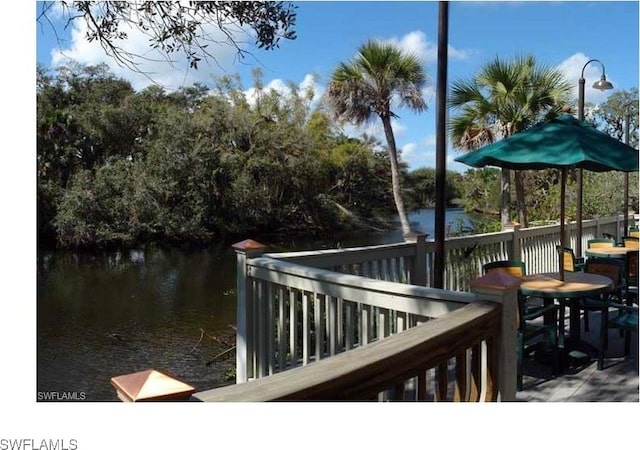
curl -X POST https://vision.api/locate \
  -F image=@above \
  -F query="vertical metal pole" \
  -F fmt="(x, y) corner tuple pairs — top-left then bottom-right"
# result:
(624, 112), (630, 234)
(559, 168), (567, 281)
(434, 0), (449, 289)
(576, 77), (586, 258)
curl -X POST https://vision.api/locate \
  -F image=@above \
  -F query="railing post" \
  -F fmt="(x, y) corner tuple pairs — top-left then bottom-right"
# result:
(232, 239), (267, 383)
(504, 221), (522, 261)
(405, 232), (427, 287)
(469, 272), (520, 401)
(595, 217), (602, 241)
(617, 213), (623, 240)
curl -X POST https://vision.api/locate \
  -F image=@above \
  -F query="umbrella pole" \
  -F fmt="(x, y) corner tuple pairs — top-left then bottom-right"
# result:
(559, 168), (567, 281)
(624, 112), (631, 235)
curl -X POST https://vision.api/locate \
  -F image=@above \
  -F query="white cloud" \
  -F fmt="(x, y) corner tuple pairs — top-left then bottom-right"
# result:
(401, 142), (418, 158)
(50, 11), (248, 92)
(340, 117), (407, 146)
(243, 74), (324, 110)
(385, 30), (471, 63)
(424, 133), (437, 147)
(556, 53), (616, 105)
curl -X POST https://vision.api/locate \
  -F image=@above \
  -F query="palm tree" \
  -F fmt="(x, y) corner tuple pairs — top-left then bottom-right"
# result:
(326, 40), (427, 236)
(449, 54), (571, 227)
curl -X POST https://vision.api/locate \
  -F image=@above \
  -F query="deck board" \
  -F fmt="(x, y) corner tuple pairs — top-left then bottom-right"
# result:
(516, 309), (638, 402)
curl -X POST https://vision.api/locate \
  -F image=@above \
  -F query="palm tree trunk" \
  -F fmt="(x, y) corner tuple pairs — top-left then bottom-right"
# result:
(381, 114), (411, 236)
(514, 171), (528, 227)
(501, 168), (510, 227)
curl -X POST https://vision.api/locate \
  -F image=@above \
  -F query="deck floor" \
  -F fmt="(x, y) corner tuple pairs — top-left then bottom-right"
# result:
(515, 309), (638, 402)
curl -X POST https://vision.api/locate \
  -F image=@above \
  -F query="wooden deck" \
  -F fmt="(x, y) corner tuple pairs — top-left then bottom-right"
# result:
(516, 310), (638, 402)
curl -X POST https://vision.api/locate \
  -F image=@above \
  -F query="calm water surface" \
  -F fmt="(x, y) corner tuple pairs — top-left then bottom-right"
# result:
(37, 209), (471, 401)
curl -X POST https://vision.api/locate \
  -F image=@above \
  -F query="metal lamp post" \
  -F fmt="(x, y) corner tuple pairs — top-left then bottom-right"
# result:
(576, 59), (613, 257)
(623, 101), (637, 234)
(624, 109), (630, 233)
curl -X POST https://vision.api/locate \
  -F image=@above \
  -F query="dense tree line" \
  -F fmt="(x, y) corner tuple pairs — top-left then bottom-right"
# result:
(37, 63), (461, 249)
(37, 61), (636, 250)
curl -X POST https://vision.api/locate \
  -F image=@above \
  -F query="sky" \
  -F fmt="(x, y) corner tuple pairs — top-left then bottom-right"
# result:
(33, 1), (640, 173)
(1, 1), (638, 447)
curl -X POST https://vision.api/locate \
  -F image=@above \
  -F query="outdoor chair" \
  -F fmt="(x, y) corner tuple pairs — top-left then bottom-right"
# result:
(622, 236), (639, 249)
(629, 227), (640, 238)
(578, 258), (626, 363)
(587, 238), (616, 249)
(482, 260), (560, 390)
(556, 245), (585, 272)
(597, 279), (638, 370)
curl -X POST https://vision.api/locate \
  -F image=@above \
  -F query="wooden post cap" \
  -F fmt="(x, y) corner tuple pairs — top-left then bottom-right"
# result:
(110, 369), (195, 402)
(232, 239), (268, 252)
(403, 231), (428, 242)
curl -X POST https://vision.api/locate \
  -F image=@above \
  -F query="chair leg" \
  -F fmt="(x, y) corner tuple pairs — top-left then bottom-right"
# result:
(550, 324), (560, 376)
(597, 307), (609, 371)
(584, 309), (590, 332)
(558, 301), (566, 349)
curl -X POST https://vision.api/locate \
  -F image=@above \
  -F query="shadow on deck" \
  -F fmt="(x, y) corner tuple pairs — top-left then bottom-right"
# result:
(516, 310), (638, 402)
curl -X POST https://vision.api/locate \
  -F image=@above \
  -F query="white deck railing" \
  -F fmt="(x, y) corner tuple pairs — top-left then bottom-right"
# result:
(205, 214), (625, 401)
(269, 215), (626, 291)
(194, 300), (503, 402)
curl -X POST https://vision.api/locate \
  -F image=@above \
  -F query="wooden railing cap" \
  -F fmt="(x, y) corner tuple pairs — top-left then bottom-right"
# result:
(232, 239), (268, 252)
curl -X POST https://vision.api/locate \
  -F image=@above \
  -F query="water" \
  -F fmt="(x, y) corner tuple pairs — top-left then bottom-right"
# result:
(37, 209), (471, 401)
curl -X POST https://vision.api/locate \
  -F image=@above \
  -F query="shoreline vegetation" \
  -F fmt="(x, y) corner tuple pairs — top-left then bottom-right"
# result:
(38, 63), (637, 254)
(37, 63), (466, 253)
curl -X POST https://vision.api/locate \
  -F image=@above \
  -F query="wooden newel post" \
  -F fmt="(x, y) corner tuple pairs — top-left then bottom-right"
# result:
(232, 239), (267, 384)
(404, 232), (427, 287)
(503, 221), (522, 261)
(469, 271), (520, 401)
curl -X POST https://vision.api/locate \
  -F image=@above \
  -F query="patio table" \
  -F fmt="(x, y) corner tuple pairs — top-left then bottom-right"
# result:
(519, 272), (612, 354)
(585, 246), (638, 259)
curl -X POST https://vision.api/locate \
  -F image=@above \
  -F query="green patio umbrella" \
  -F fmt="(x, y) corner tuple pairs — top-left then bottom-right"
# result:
(454, 113), (639, 279)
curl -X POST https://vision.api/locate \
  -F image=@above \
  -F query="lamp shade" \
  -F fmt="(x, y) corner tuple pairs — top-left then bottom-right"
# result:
(592, 75), (613, 91)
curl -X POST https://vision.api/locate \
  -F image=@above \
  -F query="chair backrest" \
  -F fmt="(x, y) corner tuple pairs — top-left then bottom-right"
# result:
(556, 246), (579, 272)
(587, 238), (616, 249)
(629, 228), (639, 238)
(482, 260), (526, 277)
(585, 257), (625, 289)
(623, 236), (640, 249)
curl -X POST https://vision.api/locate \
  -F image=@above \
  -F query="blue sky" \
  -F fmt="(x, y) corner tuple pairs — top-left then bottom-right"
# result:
(35, 1), (639, 172)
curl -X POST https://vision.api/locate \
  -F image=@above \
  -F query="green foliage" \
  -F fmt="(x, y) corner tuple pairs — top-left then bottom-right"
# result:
(455, 168), (501, 215)
(39, 61), (635, 250)
(448, 54), (573, 226)
(223, 367), (236, 382)
(403, 168), (463, 210)
(38, 62), (397, 249)
(54, 160), (137, 248)
(594, 88), (639, 147)
(582, 171), (639, 217)
(326, 40), (429, 235)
